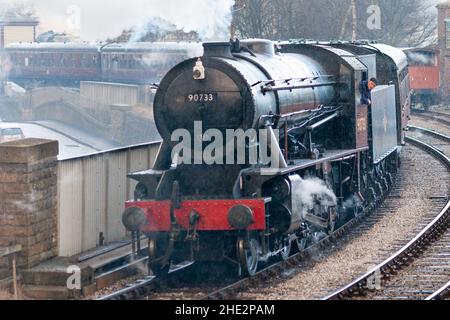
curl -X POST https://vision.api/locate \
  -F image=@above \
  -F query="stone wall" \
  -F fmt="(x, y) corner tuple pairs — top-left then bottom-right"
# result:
(0, 97), (22, 122)
(111, 104), (160, 146)
(0, 139), (58, 270)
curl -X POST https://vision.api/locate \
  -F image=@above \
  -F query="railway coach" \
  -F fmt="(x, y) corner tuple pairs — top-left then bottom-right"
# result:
(3, 42), (203, 86)
(404, 47), (440, 110)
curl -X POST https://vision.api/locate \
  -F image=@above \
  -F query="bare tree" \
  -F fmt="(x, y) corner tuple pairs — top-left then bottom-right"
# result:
(341, 0), (437, 46)
(232, 0), (279, 38)
(232, 0), (437, 46)
(375, 0), (436, 47)
(352, 0), (358, 41)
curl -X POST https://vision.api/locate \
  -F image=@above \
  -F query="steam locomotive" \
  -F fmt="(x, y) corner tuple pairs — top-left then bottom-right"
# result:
(122, 39), (410, 276)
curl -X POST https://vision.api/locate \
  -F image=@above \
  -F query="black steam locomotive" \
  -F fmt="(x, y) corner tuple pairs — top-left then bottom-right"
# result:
(122, 39), (410, 276)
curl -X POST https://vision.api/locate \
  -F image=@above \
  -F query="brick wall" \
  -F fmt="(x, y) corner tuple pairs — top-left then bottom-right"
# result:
(0, 139), (59, 270)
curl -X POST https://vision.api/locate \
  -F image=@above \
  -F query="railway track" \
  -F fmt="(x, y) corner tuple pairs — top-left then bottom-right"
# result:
(205, 144), (448, 300)
(202, 201), (386, 300)
(323, 127), (450, 300)
(411, 108), (450, 127)
(96, 262), (194, 300)
(96, 126), (450, 301)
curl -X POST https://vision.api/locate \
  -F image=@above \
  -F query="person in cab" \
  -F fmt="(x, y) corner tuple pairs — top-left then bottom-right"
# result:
(360, 78), (378, 106)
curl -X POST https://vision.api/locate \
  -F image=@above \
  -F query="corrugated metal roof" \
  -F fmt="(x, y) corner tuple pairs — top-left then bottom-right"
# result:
(5, 42), (98, 50)
(0, 11), (39, 25)
(102, 41), (203, 53)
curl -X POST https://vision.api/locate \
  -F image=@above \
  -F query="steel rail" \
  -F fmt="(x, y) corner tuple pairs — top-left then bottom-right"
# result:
(322, 134), (450, 300)
(408, 125), (450, 143)
(96, 262), (193, 300)
(411, 109), (450, 127)
(426, 281), (450, 300)
(98, 129), (450, 301)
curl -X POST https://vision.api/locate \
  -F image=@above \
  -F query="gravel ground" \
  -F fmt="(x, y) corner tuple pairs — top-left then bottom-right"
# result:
(237, 145), (450, 300)
(87, 274), (147, 300)
(361, 232), (450, 300)
(87, 263), (230, 300)
(410, 117), (450, 136)
(146, 287), (221, 300)
(0, 287), (25, 300)
(408, 117), (450, 157)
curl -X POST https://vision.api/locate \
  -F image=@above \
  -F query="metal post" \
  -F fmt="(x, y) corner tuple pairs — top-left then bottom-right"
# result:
(137, 231), (141, 254)
(0, 26), (4, 49)
(12, 255), (17, 300)
(131, 231), (136, 257)
(0, 245), (22, 299)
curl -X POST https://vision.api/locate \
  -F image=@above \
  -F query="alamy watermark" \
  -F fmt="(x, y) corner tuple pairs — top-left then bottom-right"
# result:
(366, 266), (382, 290)
(366, 5), (381, 31)
(171, 121), (282, 175)
(66, 5), (82, 36)
(66, 265), (81, 290)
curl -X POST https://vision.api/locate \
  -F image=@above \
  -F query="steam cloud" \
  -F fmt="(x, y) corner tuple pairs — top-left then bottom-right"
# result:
(1, 0), (235, 42)
(296, 178), (337, 218)
(342, 195), (362, 211)
(406, 51), (435, 66)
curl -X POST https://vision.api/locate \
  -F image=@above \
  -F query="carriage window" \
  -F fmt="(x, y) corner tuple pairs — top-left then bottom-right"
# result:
(112, 57), (119, 71)
(129, 58), (136, 69)
(120, 56), (127, 69)
(55, 53), (62, 67)
(73, 53), (80, 68)
(44, 53), (51, 67)
(63, 54), (72, 67)
(121, 54), (128, 69)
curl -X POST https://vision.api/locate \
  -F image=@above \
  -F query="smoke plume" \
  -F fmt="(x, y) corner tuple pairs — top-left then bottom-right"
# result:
(1, 0), (235, 42)
(296, 178), (337, 218)
(342, 195), (362, 212)
(406, 51), (435, 66)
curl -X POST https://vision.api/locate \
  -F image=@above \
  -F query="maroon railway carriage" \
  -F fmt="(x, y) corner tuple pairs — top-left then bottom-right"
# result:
(101, 42), (202, 85)
(5, 42), (99, 85)
(4, 42), (203, 86)
(404, 48), (440, 109)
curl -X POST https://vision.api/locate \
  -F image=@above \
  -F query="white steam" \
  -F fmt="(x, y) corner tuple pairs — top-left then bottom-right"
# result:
(297, 178), (337, 217)
(1, 0), (235, 42)
(129, 17), (177, 43)
(138, 44), (203, 69)
(406, 51), (435, 66)
(342, 194), (362, 211)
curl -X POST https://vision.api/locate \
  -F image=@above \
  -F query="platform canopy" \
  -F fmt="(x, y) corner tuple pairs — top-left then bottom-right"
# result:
(0, 10), (39, 27)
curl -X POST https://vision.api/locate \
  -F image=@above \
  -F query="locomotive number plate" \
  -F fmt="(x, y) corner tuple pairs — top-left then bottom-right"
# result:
(185, 93), (217, 103)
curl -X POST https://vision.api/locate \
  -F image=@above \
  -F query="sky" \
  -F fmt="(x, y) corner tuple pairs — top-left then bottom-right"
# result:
(1, 0), (235, 42)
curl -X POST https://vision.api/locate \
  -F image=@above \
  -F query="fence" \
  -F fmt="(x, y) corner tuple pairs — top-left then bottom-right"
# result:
(57, 141), (161, 257)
